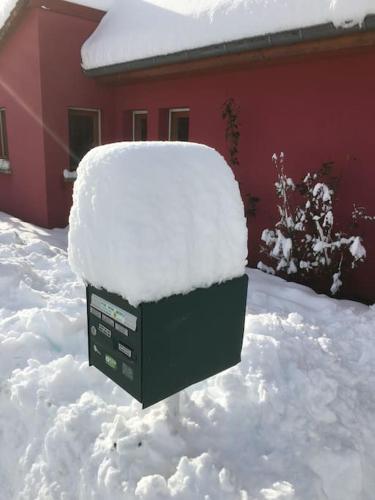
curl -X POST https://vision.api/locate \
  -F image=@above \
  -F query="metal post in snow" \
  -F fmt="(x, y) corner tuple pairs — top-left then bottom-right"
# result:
(165, 391), (182, 434)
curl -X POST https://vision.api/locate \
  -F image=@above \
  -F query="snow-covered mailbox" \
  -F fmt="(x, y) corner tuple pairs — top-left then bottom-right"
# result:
(68, 142), (248, 408)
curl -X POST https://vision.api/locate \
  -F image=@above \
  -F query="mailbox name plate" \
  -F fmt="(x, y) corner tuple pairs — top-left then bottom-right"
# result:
(91, 294), (137, 331)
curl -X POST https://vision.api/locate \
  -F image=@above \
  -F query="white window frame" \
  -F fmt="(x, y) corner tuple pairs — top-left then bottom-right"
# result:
(168, 108), (190, 141)
(67, 107), (102, 172)
(132, 110), (148, 141)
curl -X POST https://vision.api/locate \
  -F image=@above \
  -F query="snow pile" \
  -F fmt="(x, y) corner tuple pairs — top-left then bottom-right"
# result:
(68, 142), (247, 306)
(2, 212), (375, 499)
(82, 0), (375, 70)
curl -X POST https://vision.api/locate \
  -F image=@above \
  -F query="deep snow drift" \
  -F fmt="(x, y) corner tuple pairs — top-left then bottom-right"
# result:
(82, 0), (375, 69)
(1, 211), (375, 499)
(68, 142), (247, 306)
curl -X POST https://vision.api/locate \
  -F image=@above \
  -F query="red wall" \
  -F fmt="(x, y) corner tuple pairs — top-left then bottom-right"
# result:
(112, 49), (375, 302)
(0, 10), (49, 227)
(38, 6), (114, 228)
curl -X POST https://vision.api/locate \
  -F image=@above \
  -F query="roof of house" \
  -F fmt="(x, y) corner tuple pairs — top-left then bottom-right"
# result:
(0, 0), (111, 38)
(65, 0), (112, 9)
(81, 0), (375, 75)
(0, 0), (111, 50)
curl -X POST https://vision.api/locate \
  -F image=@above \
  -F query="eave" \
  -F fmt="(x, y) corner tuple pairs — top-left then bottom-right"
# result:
(83, 14), (375, 84)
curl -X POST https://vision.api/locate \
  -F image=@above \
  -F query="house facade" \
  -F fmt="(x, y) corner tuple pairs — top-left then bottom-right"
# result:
(0, 0), (113, 227)
(1, 0), (375, 302)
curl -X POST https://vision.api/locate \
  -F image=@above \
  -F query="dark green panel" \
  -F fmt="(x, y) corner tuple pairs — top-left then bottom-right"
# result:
(86, 275), (248, 409)
(86, 286), (142, 402)
(141, 275), (248, 408)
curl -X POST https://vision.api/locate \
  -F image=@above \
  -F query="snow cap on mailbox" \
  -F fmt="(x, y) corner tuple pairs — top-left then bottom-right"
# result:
(68, 142), (247, 307)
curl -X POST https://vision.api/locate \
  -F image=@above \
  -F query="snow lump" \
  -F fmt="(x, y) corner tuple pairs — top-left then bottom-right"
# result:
(68, 141), (247, 306)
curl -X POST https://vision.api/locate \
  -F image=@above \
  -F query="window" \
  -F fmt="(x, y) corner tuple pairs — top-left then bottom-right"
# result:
(0, 109), (9, 160)
(169, 108), (190, 141)
(133, 111), (148, 141)
(68, 108), (100, 170)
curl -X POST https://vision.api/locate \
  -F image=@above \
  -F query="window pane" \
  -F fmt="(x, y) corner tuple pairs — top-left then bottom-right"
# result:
(69, 109), (99, 169)
(170, 110), (189, 141)
(133, 113), (148, 141)
(0, 109), (9, 159)
(176, 116), (189, 141)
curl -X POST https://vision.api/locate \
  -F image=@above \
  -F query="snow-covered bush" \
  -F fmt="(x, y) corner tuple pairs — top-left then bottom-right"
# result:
(258, 154), (369, 295)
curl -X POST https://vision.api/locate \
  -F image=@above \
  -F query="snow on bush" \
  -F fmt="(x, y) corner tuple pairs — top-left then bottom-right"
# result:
(82, 0), (375, 70)
(68, 142), (247, 306)
(258, 154), (368, 295)
(2, 212), (375, 499)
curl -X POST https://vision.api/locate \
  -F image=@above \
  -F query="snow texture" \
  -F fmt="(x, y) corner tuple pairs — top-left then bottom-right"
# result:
(63, 168), (78, 181)
(1, 211), (375, 499)
(82, 0), (375, 69)
(68, 141), (247, 306)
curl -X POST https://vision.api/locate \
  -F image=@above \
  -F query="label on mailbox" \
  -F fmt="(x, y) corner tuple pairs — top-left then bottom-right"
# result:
(99, 323), (111, 338)
(118, 343), (132, 359)
(122, 362), (134, 380)
(102, 314), (115, 327)
(105, 354), (117, 370)
(91, 294), (137, 331)
(93, 344), (102, 356)
(115, 323), (129, 337)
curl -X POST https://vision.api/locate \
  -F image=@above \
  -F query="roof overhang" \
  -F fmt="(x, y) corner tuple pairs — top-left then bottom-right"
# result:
(84, 14), (375, 84)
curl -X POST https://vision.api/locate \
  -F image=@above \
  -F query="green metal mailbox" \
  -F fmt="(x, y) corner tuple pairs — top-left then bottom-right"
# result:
(87, 274), (248, 408)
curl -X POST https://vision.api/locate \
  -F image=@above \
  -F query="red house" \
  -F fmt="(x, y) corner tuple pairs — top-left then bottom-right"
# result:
(1, 0), (375, 302)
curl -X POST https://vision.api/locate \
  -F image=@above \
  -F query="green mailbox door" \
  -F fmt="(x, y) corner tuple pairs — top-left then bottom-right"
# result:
(87, 274), (248, 408)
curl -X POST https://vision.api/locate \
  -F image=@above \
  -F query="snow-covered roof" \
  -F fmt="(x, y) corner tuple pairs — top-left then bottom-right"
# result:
(82, 0), (375, 71)
(68, 142), (247, 306)
(65, 0), (113, 10)
(0, 0), (22, 33)
(0, 0), (111, 37)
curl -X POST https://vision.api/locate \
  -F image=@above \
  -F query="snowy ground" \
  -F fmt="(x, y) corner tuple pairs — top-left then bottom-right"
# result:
(1, 212), (375, 500)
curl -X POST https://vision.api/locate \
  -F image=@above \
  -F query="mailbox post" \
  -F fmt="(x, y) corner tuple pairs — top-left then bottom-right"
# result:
(69, 142), (248, 408)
